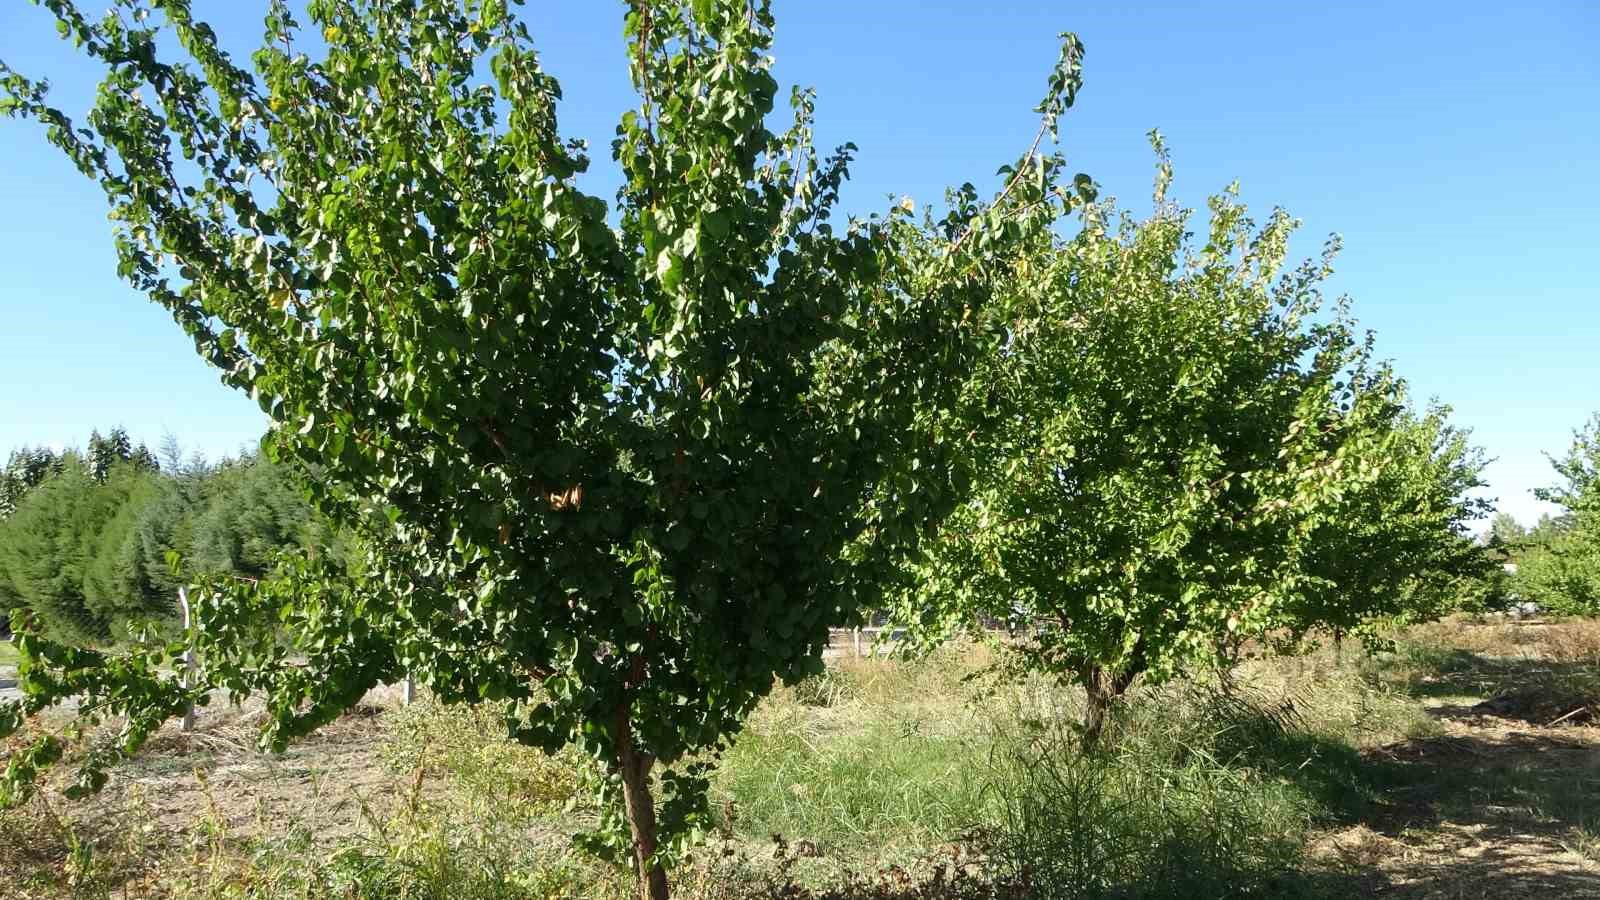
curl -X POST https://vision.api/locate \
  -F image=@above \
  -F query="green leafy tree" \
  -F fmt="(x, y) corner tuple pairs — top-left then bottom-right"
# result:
(1486, 511), (1527, 551)
(127, 475), (198, 600)
(1517, 414), (1600, 614)
(0, 438), (321, 643)
(1287, 402), (1493, 647)
(1527, 512), (1569, 547)
(81, 468), (173, 631)
(0, 2), (1088, 895)
(891, 142), (1396, 745)
(1, 438), (164, 634)
(186, 454), (315, 578)
(0, 448), (58, 629)
(85, 427), (158, 484)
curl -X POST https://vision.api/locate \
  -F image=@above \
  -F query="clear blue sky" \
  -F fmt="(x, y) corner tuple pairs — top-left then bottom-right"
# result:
(1, 2), (1595, 526)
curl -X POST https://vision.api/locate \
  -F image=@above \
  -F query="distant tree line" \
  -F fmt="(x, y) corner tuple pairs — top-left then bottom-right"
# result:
(0, 428), (324, 644)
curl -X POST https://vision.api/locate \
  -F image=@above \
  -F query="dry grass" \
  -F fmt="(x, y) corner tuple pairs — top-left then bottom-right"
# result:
(1370, 616), (1600, 728)
(4, 622), (1600, 898)
(1400, 614), (1600, 666)
(1542, 618), (1600, 666)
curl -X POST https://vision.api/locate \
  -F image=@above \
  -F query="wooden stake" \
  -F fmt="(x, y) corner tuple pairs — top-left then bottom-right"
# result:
(178, 586), (196, 734)
(1547, 705), (1590, 728)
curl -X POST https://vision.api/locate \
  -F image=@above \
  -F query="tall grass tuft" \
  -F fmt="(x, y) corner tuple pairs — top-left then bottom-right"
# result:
(982, 684), (1324, 900)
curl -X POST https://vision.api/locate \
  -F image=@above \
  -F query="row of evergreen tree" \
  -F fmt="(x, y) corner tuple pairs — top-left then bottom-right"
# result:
(0, 429), (323, 643)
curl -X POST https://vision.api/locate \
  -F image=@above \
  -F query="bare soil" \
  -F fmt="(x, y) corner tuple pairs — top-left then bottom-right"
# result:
(1309, 682), (1600, 896)
(2, 686), (423, 898)
(6, 623), (1600, 898)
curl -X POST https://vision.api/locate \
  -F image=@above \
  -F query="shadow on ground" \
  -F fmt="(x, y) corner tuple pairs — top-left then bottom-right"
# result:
(1251, 648), (1600, 898)
(1380, 646), (1597, 722)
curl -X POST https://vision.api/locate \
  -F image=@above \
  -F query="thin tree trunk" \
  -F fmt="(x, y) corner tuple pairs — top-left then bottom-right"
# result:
(616, 706), (669, 900)
(1080, 664), (1140, 749)
(1082, 672), (1113, 748)
(1216, 634), (1242, 695)
(1332, 628), (1345, 668)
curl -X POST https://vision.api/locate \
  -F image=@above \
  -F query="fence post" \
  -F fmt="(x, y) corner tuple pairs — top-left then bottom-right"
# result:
(403, 674), (416, 705)
(178, 586), (196, 734)
(853, 627), (863, 659)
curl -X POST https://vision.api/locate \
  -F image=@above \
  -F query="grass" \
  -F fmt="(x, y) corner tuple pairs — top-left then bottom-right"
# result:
(3, 619), (1599, 898)
(984, 709), (1316, 899)
(380, 700), (584, 826)
(714, 649), (993, 867)
(0, 639), (19, 668)
(1365, 617), (1600, 725)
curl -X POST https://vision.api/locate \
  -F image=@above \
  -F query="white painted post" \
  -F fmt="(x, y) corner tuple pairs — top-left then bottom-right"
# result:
(853, 627), (863, 659)
(178, 587), (196, 734)
(403, 674), (416, 705)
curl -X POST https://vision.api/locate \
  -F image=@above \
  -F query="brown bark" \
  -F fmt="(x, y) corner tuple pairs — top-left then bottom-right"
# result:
(616, 705), (669, 900)
(1214, 634), (1241, 695)
(1080, 663), (1140, 749)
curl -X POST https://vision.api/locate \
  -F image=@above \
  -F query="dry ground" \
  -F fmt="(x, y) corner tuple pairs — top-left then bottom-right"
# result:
(1306, 619), (1600, 898)
(3, 619), (1599, 899)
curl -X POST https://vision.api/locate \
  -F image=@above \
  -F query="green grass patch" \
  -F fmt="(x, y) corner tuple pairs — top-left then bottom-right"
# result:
(716, 707), (988, 857)
(714, 651), (993, 866)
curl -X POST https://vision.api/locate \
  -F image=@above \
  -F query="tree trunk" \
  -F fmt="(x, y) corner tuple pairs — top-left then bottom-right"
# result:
(1215, 634), (1242, 695)
(616, 708), (669, 900)
(1080, 663), (1140, 749)
(1332, 628), (1345, 668)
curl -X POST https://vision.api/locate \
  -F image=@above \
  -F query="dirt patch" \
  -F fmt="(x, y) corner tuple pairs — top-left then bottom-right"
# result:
(1312, 694), (1600, 897)
(3, 685), (438, 897)
(110, 706), (401, 843)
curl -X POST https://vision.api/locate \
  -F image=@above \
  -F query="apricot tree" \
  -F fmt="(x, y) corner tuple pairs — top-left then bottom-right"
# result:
(892, 141), (1401, 745)
(0, 1), (1089, 896)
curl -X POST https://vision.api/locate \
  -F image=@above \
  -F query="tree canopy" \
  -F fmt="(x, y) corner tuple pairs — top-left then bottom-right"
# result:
(1, 2), (1090, 896)
(1289, 403), (1493, 640)
(887, 143), (1487, 741)
(1515, 414), (1600, 614)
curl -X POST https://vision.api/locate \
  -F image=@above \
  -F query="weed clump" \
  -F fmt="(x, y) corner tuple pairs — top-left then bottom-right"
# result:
(982, 686), (1319, 900)
(381, 700), (582, 821)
